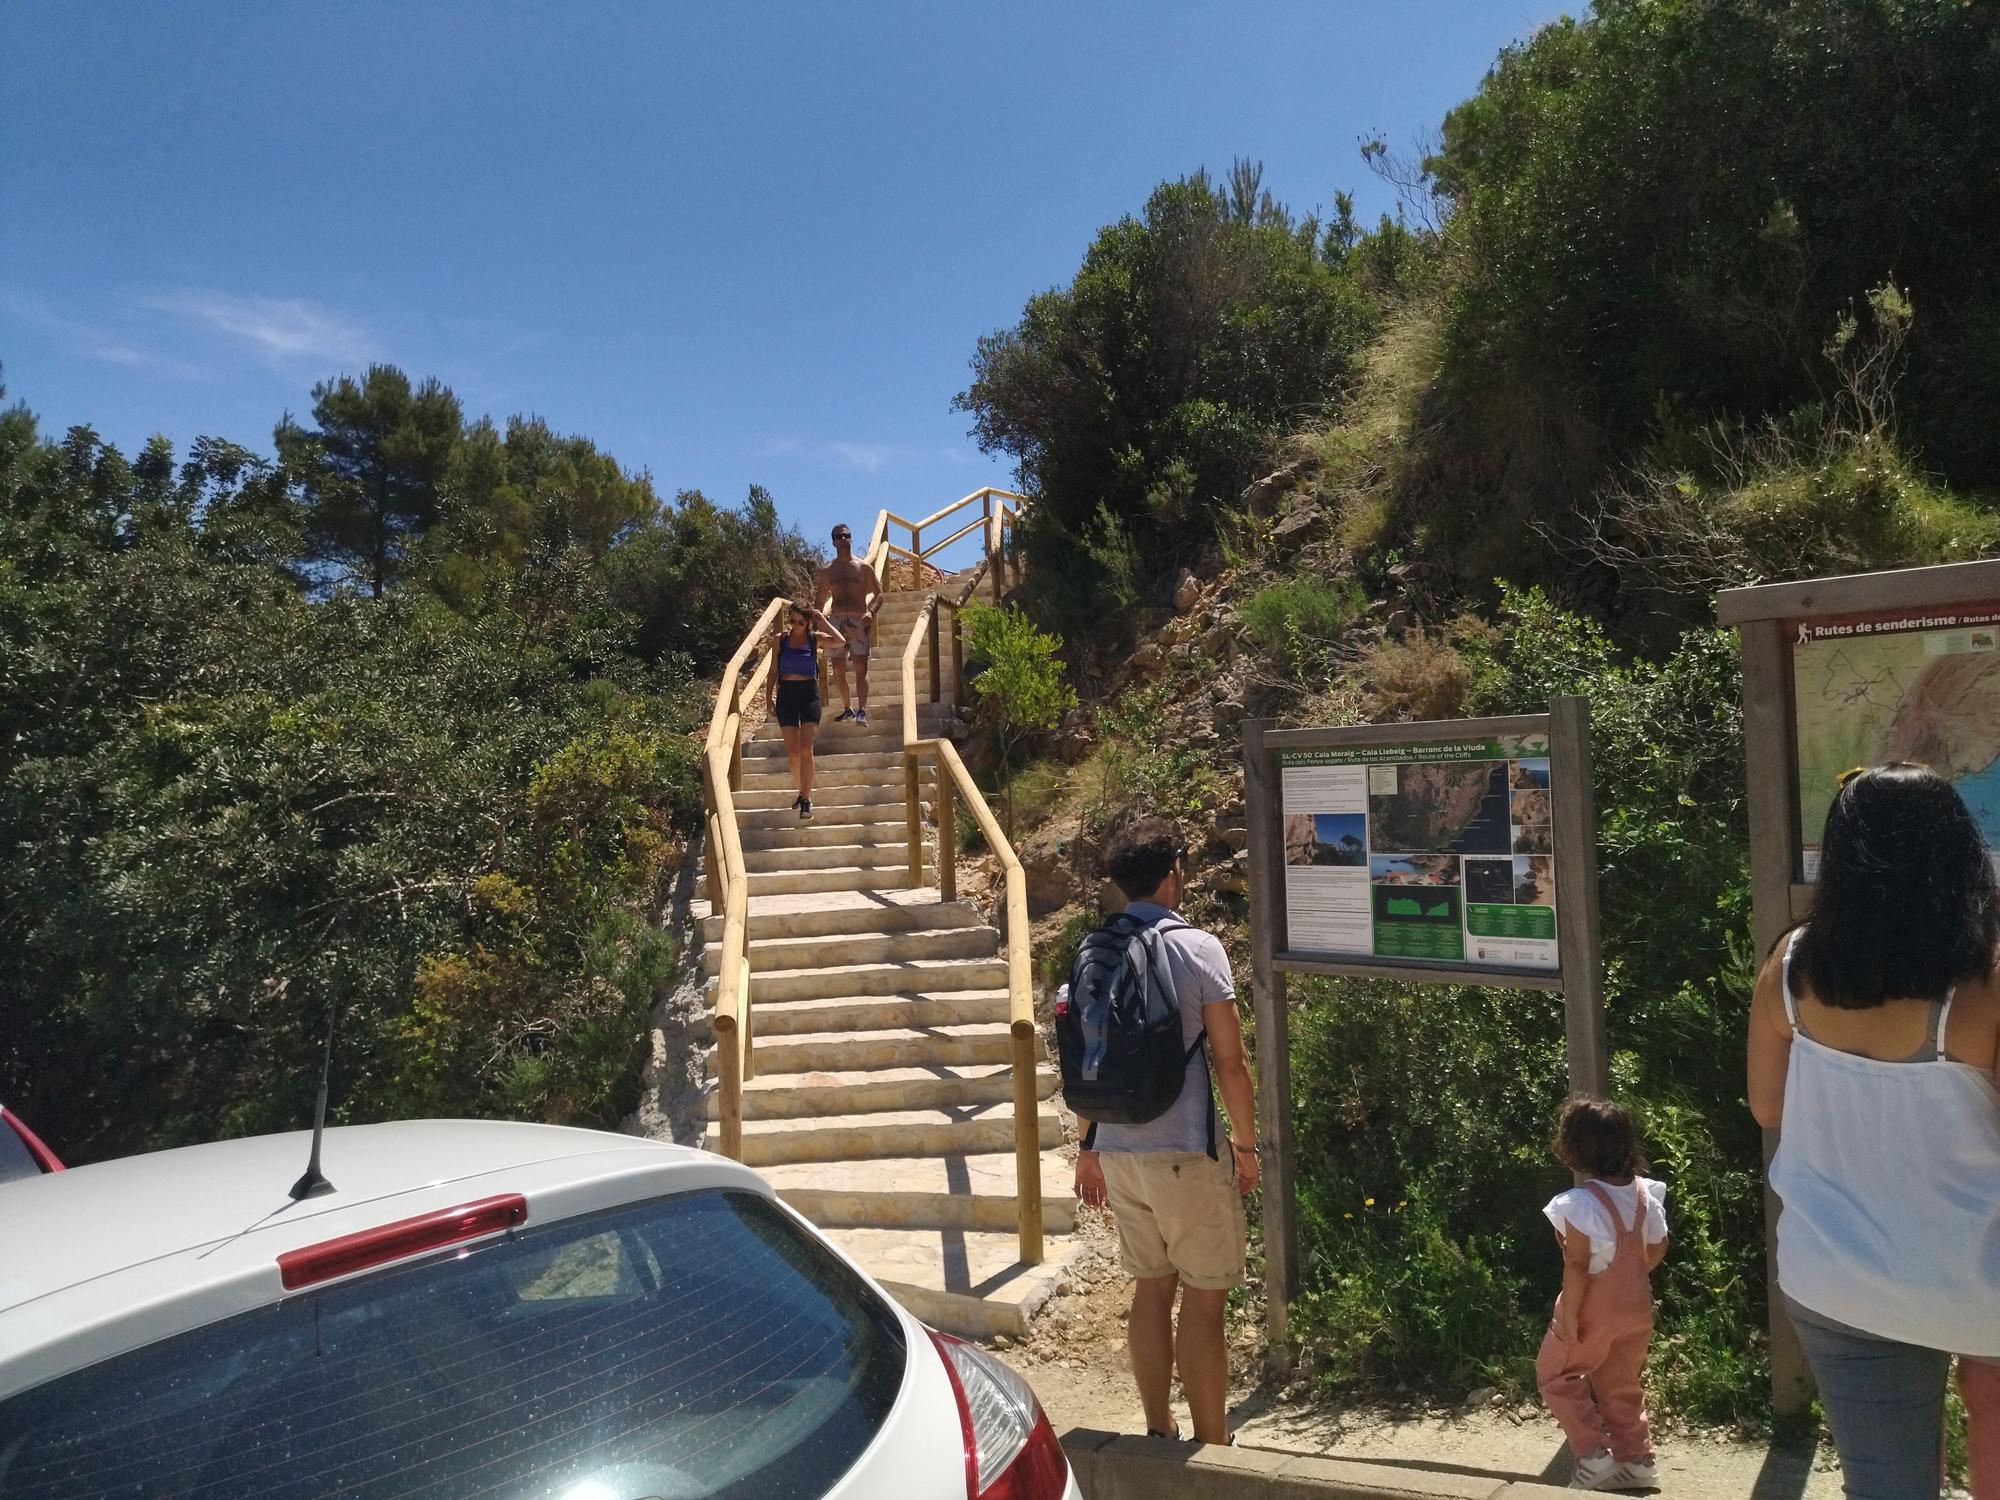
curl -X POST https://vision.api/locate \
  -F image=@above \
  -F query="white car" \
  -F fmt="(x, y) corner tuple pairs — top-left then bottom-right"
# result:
(0, 1121), (1080, 1500)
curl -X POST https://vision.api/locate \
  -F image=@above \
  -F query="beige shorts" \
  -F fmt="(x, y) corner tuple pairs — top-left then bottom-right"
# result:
(831, 613), (871, 660)
(1100, 1149), (1247, 1290)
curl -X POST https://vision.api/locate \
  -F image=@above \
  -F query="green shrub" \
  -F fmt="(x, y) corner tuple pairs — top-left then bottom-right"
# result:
(1243, 577), (1366, 663)
(1039, 906), (1105, 989)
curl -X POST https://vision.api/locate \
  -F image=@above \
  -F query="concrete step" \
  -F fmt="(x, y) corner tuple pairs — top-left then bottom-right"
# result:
(745, 866), (910, 896)
(742, 842), (912, 874)
(740, 990), (1011, 1036)
(747, 1020), (1013, 1072)
(712, 957), (1009, 1005)
(699, 892), (986, 944)
(826, 1225), (1074, 1339)
(709, 1102), (1064, 1168)
(711, 1062), (1059, 1122)
(737, 820), (921, 851)
(762, 1152), (1074, 1234)
(741, 760), (912, 791)
(703, 925), (998, 975)
(734, 781), (910, 811)
(746, 727), (906, 755)
(742, 749), (910, 775)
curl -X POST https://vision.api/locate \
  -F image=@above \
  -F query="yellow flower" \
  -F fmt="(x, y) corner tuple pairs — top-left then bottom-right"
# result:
(1343, 1212), (1353, 1219)
(1364, 1197), (1375, 1207)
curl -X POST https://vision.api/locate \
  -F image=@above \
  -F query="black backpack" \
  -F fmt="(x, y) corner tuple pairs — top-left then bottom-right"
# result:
(1055, 912), (1209, 1143)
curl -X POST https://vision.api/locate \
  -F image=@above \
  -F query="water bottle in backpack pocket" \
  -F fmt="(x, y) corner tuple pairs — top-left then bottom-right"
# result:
(1055, 912), (1204, 1126)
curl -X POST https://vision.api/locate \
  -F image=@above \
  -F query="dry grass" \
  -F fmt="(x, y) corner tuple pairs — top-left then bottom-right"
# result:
(1355, 628), (1473, 721)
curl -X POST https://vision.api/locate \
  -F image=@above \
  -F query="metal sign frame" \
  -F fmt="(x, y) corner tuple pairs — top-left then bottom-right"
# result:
(1718, 556), (2000, 1415)
(1241, 696), (1605, 1350)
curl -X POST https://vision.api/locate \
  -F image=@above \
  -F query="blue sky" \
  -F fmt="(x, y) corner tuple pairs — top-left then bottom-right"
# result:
(1, 2), (1556, 564)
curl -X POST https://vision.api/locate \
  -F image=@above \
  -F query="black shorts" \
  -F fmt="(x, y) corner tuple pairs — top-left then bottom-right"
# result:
(775, 679), (822, 728)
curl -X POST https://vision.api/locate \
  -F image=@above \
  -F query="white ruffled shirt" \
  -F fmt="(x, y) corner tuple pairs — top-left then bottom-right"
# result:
(1542, 1177), (1669, 1274)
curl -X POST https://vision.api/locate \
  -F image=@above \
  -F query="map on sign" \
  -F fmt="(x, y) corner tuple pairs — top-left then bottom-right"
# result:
(1792, 605), (2000, 879)
(1279, 735), (1558, 970)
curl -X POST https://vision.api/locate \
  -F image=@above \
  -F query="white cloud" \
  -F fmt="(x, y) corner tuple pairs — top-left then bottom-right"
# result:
(0, 292), (203, 380)
(142, 290), (378, 370)
(765, 436), (915, 472)
(829, 441), (907, 473)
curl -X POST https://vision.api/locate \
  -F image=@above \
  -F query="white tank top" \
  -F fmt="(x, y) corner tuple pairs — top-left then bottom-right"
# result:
(1770, 931), (2000, 1356)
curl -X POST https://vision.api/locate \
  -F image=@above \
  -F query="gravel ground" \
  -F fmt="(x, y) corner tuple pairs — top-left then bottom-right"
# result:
(992, 1218), (1855, 1499)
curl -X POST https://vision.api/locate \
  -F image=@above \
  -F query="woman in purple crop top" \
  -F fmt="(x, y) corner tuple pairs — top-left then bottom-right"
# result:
(767, 603), (843, 820)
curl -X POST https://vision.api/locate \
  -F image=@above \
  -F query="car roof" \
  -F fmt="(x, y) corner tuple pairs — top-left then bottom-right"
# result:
(0, 1120), (759, 1399)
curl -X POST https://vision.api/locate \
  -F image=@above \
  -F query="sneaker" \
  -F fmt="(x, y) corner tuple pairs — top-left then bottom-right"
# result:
(1569, 1450), (1618, 1490)
(1603, 1458), (1658, 1492)
(791, 794), (805, 812)
(853, 709), (869, 727)
(798, 799), (812, 822)
(1142, 1425), (1183, 1441)
(833, 708), (855, 723)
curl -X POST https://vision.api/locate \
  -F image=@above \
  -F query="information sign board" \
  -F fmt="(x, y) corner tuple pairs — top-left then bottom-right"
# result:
(1240, 701), (1605, 1359)
(1278, 734), (1558, 970)
(1790, 604), (2000, 880)
(1719, 558), (2000, 1417)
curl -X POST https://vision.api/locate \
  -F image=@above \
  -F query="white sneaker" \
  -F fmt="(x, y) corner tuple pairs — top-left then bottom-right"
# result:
(1604, 1458), (1658, 1491)
(1569, 1451), (1618, 1490)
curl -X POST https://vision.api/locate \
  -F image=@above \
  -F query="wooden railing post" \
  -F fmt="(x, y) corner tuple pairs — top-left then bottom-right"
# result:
(704, 812), (724, 908)
(739, 954), (755, 1082)
(1006, 859), (1044, 1266)
(905, 749), (925, 889)
(951, 608), (964, 705)
(716, 1014), (742, 1160)
(938, 776), (958, 903)
(928, 594), (941, 703)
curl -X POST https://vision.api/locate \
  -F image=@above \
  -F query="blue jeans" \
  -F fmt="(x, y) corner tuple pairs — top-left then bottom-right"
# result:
(1785, 1297), (1948, 1500)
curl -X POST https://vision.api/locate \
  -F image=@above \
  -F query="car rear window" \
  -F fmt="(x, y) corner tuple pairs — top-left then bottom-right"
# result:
(0, 1116), (40, 1185)
(0, 1188), (905, 1499)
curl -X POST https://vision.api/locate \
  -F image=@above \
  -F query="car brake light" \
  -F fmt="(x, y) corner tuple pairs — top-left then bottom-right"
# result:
(927, 1328), (1070, 1499)
(277, 1193), (528, 1289)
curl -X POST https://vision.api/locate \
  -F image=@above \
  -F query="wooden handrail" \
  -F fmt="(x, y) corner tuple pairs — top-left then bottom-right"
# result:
(702, 594), (787, 1158)
(907, 734), (1043, 1265)
(910, 485), (1028, 535)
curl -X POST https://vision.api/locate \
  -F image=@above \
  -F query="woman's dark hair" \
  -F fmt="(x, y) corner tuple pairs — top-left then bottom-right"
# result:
(1553, 1096), (1647, 1180)
(1103, 817), (1187, 900)
(1795, 763), (2000, 1008)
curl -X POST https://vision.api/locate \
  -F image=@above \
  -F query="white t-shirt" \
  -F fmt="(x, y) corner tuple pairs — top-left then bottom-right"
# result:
(1542, 1177), (1669, 1274)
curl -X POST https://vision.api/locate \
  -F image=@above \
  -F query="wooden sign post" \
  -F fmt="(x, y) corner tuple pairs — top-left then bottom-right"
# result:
(1241, 698), (1605, 1350)
(1718, 557), (2000, 1415)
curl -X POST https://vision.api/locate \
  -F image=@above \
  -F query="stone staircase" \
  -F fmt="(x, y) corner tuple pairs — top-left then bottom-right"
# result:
(696, 575), (1079, 1337)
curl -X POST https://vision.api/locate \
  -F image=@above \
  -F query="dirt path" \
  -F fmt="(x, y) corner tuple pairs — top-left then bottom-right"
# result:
(993, 1220), (1853, 1499)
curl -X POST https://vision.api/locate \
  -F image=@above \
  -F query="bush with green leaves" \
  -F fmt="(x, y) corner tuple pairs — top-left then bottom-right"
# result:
(1243, 577), (1366, 675)
(957, 164), (1377, 639)
(1429, 0), (2000, 490)
(961, 602), (1078, 835)
(0, 393), (706, 1163)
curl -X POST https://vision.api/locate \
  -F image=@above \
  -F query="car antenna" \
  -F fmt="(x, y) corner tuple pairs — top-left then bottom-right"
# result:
(289, 999), (338, 1201)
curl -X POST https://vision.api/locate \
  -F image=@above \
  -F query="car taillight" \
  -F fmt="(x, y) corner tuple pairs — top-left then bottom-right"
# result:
(927, 1328), (1070, 1499)
(277, 1194), (528, 1289)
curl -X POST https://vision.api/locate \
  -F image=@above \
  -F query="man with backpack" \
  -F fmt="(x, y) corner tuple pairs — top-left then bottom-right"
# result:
(1064, 817), (1260, 1446)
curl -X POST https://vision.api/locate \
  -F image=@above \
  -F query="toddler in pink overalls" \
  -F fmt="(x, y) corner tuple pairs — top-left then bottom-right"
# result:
(1535, 1097), (1669, 1492)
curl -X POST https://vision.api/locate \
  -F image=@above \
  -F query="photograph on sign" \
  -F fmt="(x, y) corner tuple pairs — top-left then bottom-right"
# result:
(1279, 738), (1558, 969)
(1790, 604), (2000, 880)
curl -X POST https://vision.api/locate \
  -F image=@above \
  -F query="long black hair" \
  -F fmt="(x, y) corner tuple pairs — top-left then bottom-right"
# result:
(1795, 762), (2000, 1008)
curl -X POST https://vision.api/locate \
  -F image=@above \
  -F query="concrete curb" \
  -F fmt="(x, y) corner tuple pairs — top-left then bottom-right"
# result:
(1060, 1428), (1580, 1500)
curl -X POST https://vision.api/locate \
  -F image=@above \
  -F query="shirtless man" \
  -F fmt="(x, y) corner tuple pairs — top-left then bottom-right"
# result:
(815, 522), (882, 725)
